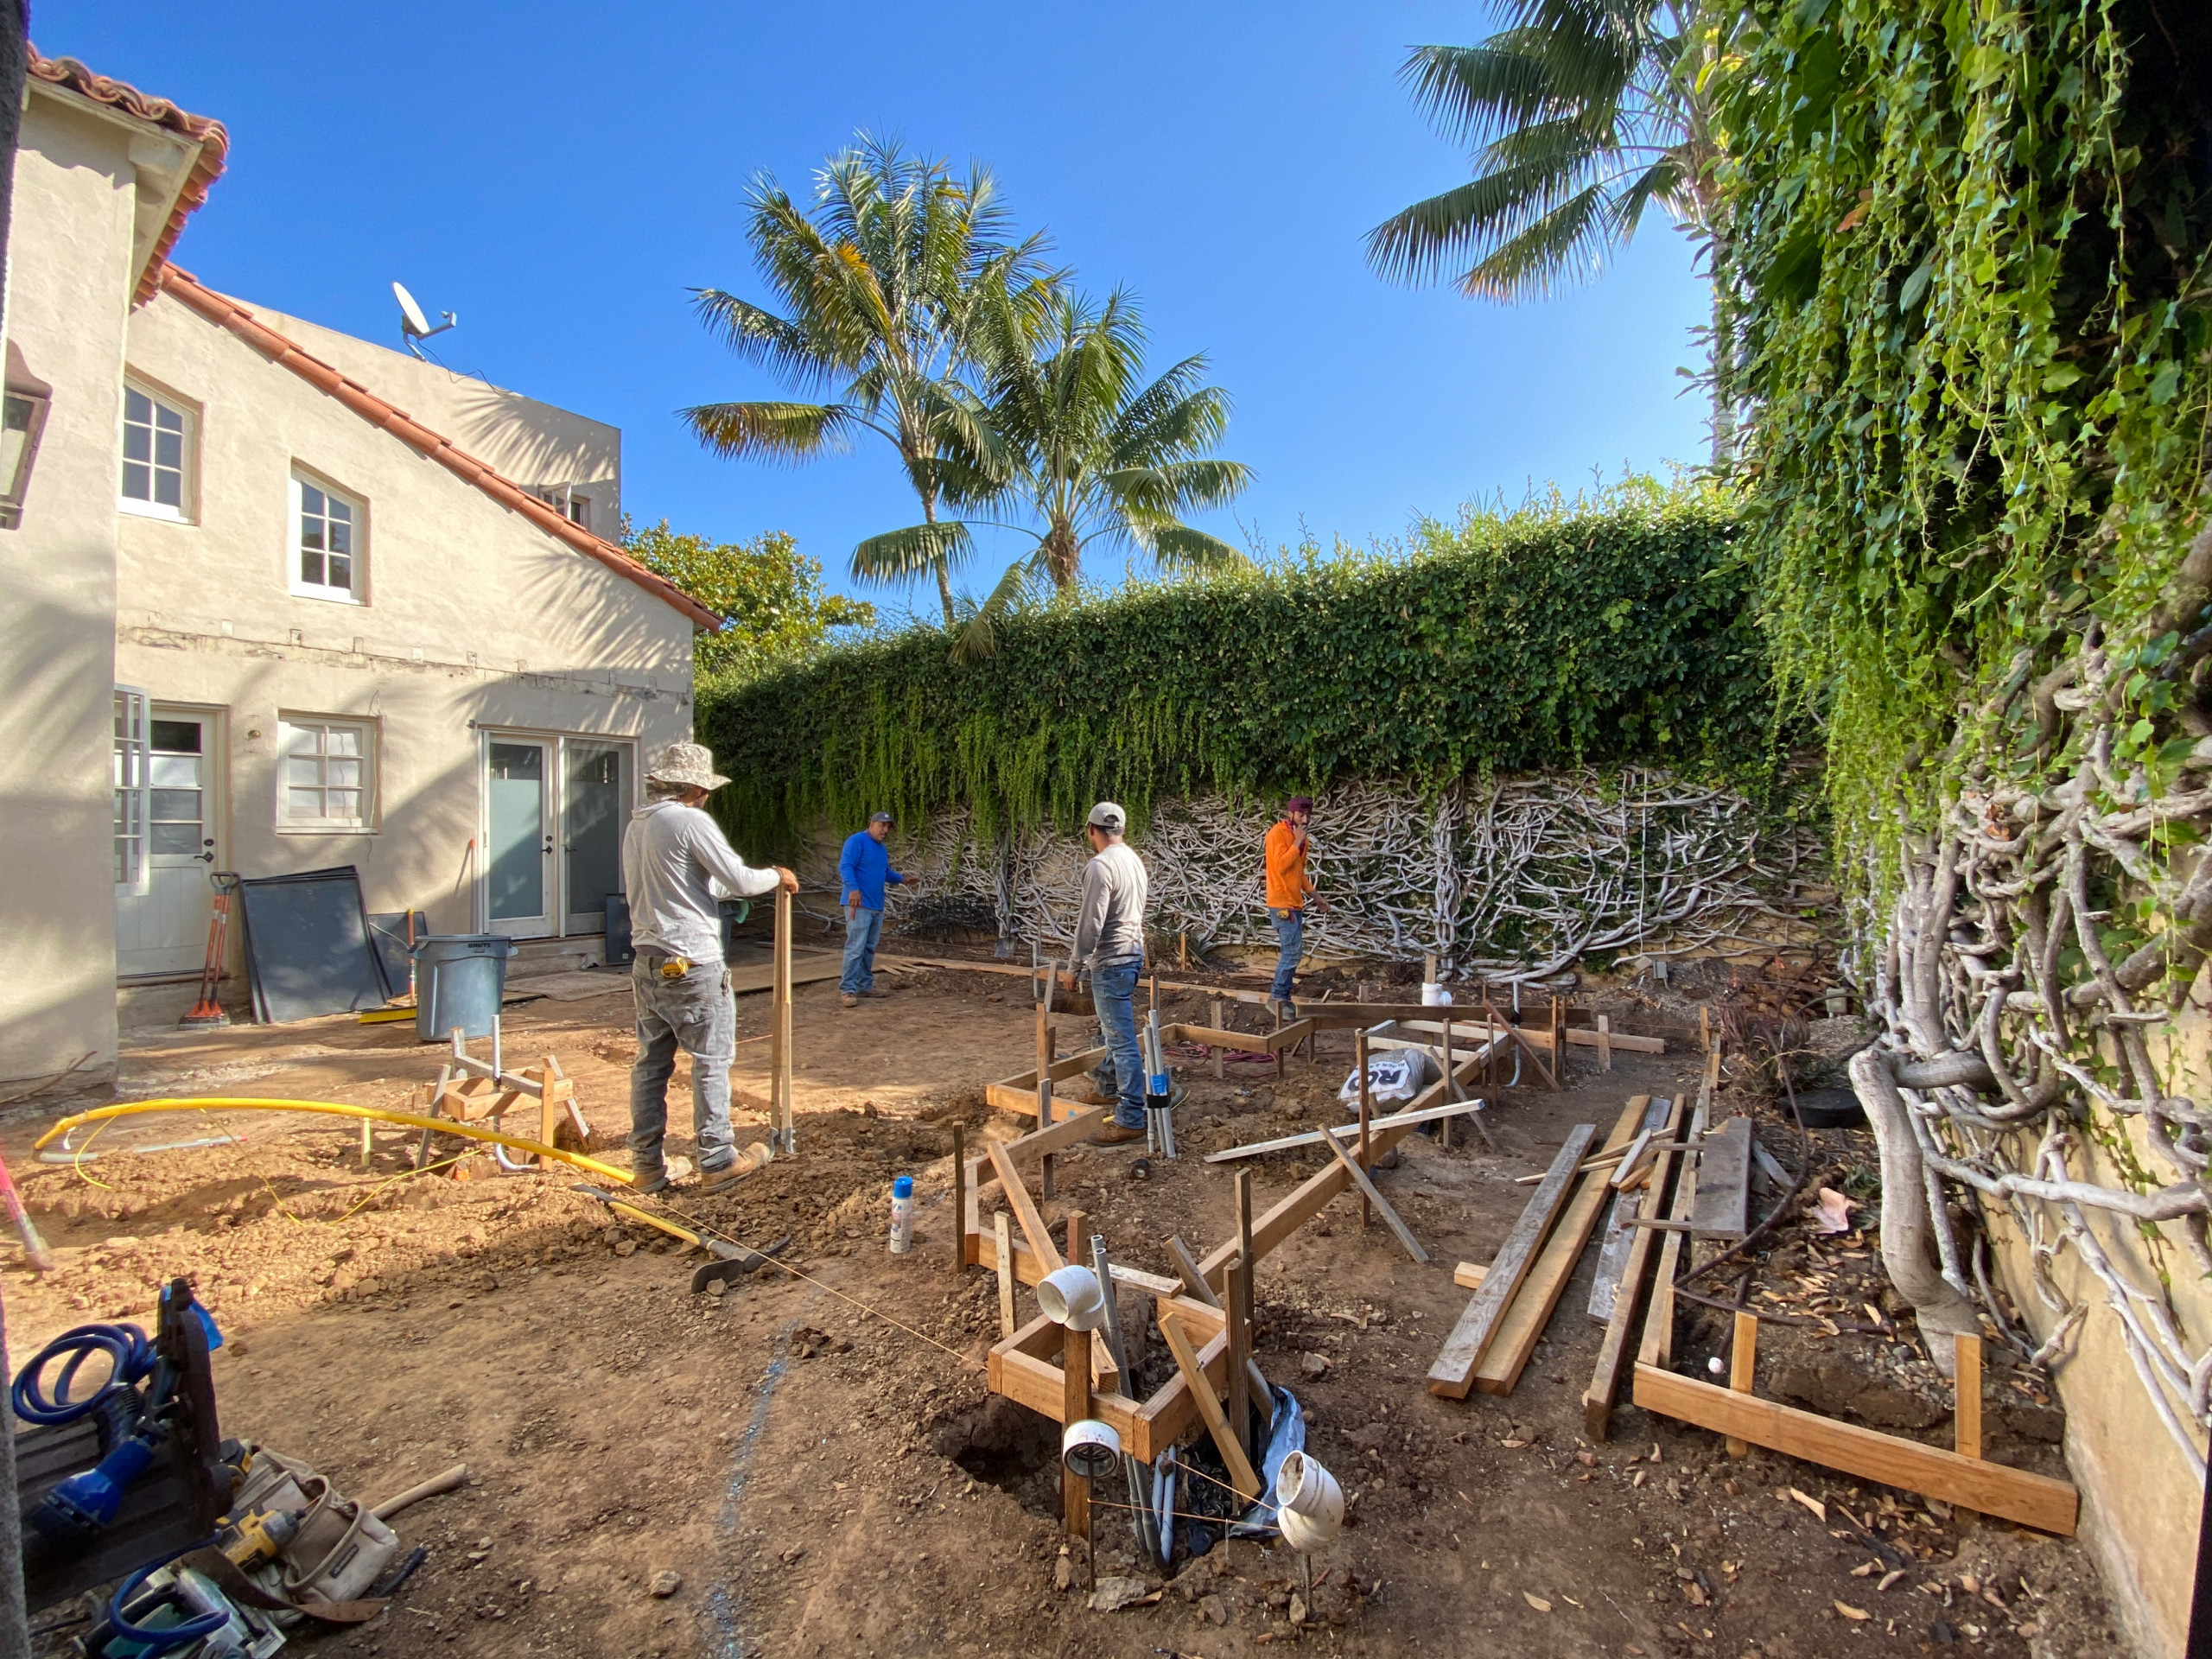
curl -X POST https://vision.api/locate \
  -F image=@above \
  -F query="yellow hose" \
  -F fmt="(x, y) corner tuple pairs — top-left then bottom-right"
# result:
(32, 1098), (634, 1186)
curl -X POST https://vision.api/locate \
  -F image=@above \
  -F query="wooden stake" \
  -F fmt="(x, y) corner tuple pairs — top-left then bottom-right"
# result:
(1165, 1233), (1272, 1425)
(1596, 1014), (1613, 1072)
(1063, 1322), (1092, 1538)
(1727, 1311), (1758, 1457)
(1438, 1016), (1454, 1151)
(1235, 1170), (1255, 1333)
(772, 887), (794, 1155)
(1355, 1028), (1372, 1229)
(1224, 1254), (1250, 1462)
(359, 1115), (372, 1168)
(1211, 996), (1225, 1080)
(1160, 1311), (1261, 1500)
(1955, 1331), (1983, 1524)
(995, 1211), (1016, 1338)
(951, 1124), (967, 1273)
(1065, 1208), (1088, 1267)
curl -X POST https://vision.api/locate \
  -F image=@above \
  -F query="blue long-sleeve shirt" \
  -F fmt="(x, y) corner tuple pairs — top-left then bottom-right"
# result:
(837, 831), (905, 912)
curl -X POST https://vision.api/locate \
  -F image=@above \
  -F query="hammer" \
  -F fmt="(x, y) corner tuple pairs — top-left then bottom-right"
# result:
(570, 1185), (788, 1292)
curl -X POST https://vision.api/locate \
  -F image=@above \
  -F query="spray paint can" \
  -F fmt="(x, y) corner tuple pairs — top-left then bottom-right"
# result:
(887, 1175), (915, 1254)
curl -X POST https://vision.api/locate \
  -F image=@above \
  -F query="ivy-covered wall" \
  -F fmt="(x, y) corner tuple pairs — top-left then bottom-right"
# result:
(698, 480), (1783, 858)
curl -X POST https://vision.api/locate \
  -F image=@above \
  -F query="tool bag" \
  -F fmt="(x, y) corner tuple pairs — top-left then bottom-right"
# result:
(224, 1442), (401, 1611)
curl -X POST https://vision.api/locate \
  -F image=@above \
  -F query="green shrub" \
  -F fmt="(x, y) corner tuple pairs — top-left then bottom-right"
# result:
(697, 478), (1787, 856)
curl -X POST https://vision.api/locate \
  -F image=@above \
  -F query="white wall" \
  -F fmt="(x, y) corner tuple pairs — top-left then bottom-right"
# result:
(0, 94), (137, 1085)
(113, 289), (693, 937)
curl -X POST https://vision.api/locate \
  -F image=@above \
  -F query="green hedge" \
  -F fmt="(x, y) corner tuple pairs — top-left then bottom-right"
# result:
(697, 480), (1780, 855)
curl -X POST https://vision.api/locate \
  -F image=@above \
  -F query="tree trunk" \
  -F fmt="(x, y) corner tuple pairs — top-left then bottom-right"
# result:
(922, 492), (957, 629)
(1708, 251), (1736, 467)
(1849, 1046), (1982, 1374)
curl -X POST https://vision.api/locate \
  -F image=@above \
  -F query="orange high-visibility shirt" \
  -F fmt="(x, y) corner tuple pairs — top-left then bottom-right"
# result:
(1265, 820), (1310, 910)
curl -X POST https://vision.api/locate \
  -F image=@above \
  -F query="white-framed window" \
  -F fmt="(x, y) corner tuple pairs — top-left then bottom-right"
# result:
(277, 715), (375, 832)
(114, 687), (151, 890)
(119, 382), (193, 519)
(289, 473), (365, 603)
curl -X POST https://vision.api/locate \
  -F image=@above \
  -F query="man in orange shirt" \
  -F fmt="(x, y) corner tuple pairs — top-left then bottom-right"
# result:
(1263, 796), (1326, 1015)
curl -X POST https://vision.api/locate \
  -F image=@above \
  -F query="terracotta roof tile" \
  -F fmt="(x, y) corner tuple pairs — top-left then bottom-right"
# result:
(156, 266), (722, 632)
(29, 49), (229, 306)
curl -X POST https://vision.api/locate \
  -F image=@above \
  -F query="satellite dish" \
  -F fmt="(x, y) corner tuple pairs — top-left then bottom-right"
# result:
(391, 281), (457, 358)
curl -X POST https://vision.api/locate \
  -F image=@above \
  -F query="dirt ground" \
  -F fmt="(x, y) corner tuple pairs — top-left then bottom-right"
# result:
(1, 944), (2123, 1658)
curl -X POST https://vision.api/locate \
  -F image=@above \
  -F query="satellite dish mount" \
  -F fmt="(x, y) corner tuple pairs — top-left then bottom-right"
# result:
(392, 281), (457, 359)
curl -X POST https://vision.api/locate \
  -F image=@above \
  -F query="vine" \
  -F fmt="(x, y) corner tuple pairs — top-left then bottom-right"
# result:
(1718, 0), (2212, 1460)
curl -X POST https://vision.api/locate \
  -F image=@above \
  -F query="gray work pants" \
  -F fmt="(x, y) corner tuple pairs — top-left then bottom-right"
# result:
(629, 957), (737, 1182)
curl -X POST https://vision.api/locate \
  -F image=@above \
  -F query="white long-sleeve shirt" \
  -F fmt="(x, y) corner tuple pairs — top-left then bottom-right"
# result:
(620, 800), (782, 963)
(1071, 840), (1149, 971)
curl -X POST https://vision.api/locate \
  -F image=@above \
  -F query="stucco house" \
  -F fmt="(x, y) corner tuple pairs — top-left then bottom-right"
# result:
(0, 53), (717, 1090)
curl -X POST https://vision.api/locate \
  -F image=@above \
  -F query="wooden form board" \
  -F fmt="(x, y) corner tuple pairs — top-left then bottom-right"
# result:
(1629, 1365), (2078, 1535)
(1472, 1098), (1649, 1395)
(1201, 1097), (1491, 1164)
(988, 1297), (1230, 1464)
(1189, 1035), (1505, 1292)
(1692, 1116), (1753, 1238)
(1587, 1099), (1676, 1324)
(1584, 1098), (1688, 1439)
(1393, 1017), (1666, 1056)
(1427, 1123), (1599, 1398)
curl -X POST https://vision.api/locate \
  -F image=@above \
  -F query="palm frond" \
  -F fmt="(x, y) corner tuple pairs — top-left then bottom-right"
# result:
(850, 519), (977, 585)
(1134, 523), (1249, 575)
(949, 550), (1048, 664)
(679, 401), (859, 461)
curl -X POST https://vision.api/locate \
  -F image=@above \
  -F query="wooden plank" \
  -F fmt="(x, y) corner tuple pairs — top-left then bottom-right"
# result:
(1473, 1097), (1648, 1395)
(1630, 1364), (2078, 1535)
(951, 1124), (967, 1274)
(1164, 1235), (1270, 1416)
(1637, 1103), (1707, 1372)
(1589, 1099), (1677, 1324)
(1160, 1311), (1261, 1500)
(1608, 1128), (1656, 1189)
(1195, 1109), (1434, 1286)
(995, 1213), (1016, 1338)
(1426, 1124), (1599, 1399)
(1396, 1019), (1665, 1056)
(1318, 1123), (1430, 1263)
(987, 1141), (1063, 1274)
(1201, 1097), (1491, 1164)
(974, 1217), (1181, 1299)
(1224, 1255), (1249, 1459)
(1583, 1096), (1681, 1433)
(1693, 1116), (1753, 1238)
(1596, 1014), (1612, 1071)
(1955, 1332), (1983, 1524)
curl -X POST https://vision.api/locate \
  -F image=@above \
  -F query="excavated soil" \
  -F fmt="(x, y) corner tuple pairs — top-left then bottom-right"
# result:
(1, 947), (2120, 1657)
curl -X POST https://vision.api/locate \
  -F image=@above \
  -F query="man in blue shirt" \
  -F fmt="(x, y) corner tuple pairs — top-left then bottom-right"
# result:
(837, 811), (913, 1007)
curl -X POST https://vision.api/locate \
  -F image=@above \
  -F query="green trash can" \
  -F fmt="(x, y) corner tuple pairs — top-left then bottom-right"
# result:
(414, 935), (516, 1042)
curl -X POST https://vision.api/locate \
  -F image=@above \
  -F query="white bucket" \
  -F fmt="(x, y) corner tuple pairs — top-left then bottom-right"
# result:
(1061, 1418), (1122, 1478)
(1421, 982), (1452, 1007)
(1277, 1450), (1344, 1548)
(1037, 1264), (1108, 1331)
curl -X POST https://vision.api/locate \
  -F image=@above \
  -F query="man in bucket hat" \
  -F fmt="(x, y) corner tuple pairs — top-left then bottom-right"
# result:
(620, 741), (798, 1194)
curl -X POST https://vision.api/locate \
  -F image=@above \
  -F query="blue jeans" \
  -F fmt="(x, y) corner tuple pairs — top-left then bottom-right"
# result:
(1086, 956), (1146, 1128)
(840, 905), (883, 994)
(630, 958), (737, 1181)
(1270, 907), (1305, 1001)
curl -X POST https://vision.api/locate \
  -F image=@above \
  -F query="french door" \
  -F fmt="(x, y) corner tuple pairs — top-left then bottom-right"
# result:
(115, 708), (220, 976)
(481, 733), (633, 939)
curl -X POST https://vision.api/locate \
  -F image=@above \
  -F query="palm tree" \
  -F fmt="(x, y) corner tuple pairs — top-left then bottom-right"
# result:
(1364, 2), (1735, 453)
(870, 289), (1252, 658)
(681, 135), (1055, 626)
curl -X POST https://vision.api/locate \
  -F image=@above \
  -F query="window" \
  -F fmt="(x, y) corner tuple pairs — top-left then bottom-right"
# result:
(114, 687), (151, 890)
(277, 717), (374, 831)
(120, 384), (191, 518)
(567, 493), (590, 528)
(289, 474), (364, 602)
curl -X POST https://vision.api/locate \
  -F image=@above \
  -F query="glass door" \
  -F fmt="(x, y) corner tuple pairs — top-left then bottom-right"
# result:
(563, 740), (629, 934)
(116, 709), (219, 975)
(485, 738), (553, 938)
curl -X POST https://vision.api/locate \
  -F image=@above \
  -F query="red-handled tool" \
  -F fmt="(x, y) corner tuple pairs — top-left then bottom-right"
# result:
(0, 1147), (56, 1273)
(181, 871), (239, 1028)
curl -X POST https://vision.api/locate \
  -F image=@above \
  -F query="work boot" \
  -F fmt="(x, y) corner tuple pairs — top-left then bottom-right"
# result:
(1090, 1122), (1146, 1148)
(861, 988), (892, 998)
(697, 1143), (772, 1195)
(840, 993), (859, 1008)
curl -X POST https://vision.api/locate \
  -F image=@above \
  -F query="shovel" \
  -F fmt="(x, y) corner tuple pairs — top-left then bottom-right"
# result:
(570, 1184), (791, 1291)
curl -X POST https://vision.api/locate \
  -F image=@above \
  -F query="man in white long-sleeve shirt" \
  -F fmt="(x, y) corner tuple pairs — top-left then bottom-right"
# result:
(1056, 801), (1152, 1147)
(621, 743), (798, 1194)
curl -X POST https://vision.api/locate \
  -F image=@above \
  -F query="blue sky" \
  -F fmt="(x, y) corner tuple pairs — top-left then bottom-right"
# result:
(53, 0), (1711, 612)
